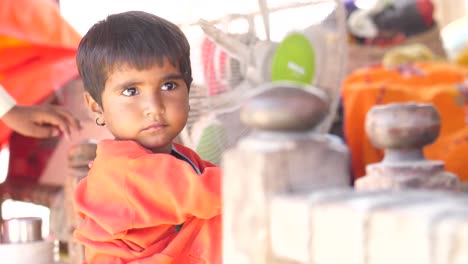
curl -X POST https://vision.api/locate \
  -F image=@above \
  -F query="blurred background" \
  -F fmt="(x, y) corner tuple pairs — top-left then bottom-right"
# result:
(0, 0), (467, 262)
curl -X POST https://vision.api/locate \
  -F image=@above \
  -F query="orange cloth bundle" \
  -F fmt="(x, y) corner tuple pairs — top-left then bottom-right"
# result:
(342, 62), (468, 181)
(74, 140), (222, 264)
(0, 0), (81, 146)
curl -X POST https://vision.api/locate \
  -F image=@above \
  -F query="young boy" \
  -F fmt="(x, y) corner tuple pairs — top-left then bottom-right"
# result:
(73, 11), (222, 264)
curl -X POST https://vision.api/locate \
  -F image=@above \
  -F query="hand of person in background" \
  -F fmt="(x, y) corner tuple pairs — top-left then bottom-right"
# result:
(1, 104), (81, 139)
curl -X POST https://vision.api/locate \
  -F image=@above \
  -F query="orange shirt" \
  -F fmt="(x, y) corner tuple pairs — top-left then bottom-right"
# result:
(74, 140), (222, 263)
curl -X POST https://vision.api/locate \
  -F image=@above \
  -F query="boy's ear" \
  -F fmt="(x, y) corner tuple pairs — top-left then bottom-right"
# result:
(83, 92), (103, 117)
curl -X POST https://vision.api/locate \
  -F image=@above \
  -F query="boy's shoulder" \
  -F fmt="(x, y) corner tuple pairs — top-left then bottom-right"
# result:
(94, 140), (217, 168)
(172, 142), (196, 155)
(97, 139), (151, 158)
(173, 143), (217, 168)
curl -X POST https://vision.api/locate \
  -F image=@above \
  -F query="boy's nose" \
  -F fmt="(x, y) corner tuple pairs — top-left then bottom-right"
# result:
(143, 96), (165, 117)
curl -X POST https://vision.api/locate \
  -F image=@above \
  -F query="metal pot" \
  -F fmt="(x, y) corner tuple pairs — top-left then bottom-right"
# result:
(2, 217), (42, 243)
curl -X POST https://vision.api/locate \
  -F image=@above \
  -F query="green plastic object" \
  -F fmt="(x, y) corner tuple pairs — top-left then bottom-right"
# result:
(195, 122), (227, 166)
(271, 32), (316, 84)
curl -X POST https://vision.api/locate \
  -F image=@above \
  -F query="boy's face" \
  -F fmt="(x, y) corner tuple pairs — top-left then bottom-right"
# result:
(85, 58), (189, 153)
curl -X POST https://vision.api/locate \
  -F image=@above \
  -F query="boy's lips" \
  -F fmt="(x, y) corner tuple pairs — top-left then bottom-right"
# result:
(142, 123), (167, 132)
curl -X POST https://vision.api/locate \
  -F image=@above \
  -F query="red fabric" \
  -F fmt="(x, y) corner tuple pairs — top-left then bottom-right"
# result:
(74, 140), (222, 264)
(201, 37), (229, 96)
(0, 0), (81, 147)
(416, 0), (435, 27)
(7, 132), (60, 183)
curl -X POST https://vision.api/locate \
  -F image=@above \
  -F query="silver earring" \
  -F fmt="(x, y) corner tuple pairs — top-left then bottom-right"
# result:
(95, 117), (105, 126)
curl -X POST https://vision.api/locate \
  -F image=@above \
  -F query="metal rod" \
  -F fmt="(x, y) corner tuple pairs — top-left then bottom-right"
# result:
(180, 0), (334, 27)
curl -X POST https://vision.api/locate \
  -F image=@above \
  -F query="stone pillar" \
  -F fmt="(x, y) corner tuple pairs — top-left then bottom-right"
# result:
(356, 103), (459, 191)
(222, 82), (351, 264)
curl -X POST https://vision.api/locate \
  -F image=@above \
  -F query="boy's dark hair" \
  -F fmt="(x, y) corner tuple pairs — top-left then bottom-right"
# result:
(77, 11), (192, 105)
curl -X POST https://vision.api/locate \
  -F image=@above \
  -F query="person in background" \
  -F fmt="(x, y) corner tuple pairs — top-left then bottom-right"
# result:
(0, 0), (83, 144)
(73, 11), (221, 263)
(0, 84), (80, 139)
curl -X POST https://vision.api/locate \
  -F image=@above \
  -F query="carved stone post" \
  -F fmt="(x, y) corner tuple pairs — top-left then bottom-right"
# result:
(356, 103), (459, 191)
(222, 82), (350, 264)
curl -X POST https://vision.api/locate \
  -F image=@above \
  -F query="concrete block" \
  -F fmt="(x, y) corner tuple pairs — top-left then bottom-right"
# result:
(433, 213), (468, 264)
(270, 188), (355, 262)
(368, 198), (468, 264)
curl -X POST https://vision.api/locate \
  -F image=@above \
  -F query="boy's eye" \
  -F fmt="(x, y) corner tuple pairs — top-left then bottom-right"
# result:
(161, 82), (176, 91)
(122, 87), (139, 96)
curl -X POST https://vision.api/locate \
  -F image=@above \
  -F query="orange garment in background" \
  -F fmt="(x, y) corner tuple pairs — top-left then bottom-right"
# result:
(0, 0), (81, 147)
(342, 62), (468, 181)
(74, 140), (222, 264)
